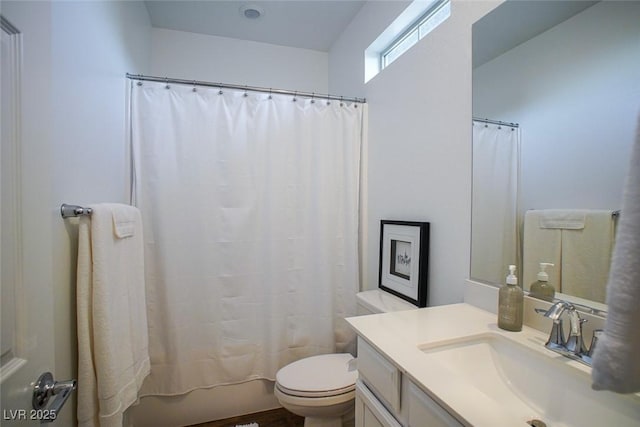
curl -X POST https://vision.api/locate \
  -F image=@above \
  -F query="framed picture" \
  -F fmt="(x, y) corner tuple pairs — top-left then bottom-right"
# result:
(379, 220), (429, 307)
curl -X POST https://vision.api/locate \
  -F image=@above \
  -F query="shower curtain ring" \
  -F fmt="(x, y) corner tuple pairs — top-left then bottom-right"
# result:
(243, 85), (248, 97)
(218, 85), (223, 95)
(192, 80), (197, 92)
(268, 88), (272, 100)
(311, 93), (315, 104)
(340, 96), (344, 107)
(164, 77), (170, 90)
(293, 91), (297, 102)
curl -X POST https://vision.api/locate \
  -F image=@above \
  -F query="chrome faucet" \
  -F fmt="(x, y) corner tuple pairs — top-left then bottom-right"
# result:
(535, 300), (601, 366)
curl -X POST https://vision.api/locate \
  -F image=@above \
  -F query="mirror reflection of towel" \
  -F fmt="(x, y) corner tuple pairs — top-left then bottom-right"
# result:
(561, 211), (615, 302)
(523, 209), (615, 302)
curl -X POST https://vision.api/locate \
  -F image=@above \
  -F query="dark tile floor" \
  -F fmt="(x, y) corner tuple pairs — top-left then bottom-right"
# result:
(189, 408), (304, 427)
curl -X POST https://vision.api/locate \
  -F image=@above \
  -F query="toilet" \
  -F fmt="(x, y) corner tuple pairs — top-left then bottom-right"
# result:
(274, 289), (418, 427)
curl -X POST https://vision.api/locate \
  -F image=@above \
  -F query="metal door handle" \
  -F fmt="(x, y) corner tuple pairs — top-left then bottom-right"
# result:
(32, 372), (77, 423)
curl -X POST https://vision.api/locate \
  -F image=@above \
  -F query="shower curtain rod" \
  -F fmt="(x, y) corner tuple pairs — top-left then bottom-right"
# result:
(126, 73), (367, 104)
(473, 117), (519, 128)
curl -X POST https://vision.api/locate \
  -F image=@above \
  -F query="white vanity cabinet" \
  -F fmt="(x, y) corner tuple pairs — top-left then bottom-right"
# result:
(355, 379), (402, 427)
(356, 337), (463, 427)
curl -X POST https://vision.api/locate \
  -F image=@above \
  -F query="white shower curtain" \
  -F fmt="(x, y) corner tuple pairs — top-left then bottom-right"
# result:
(471, 121), (520, 285)
(130, 81), (365, 396)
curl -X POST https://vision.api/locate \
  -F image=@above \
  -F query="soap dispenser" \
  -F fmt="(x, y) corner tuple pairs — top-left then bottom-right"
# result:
(529, 262), (556, 302)
(498, 265), (523, 332)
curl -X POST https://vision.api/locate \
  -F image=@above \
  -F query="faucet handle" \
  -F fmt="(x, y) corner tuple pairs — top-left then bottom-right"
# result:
(565, 310), (587, 355)
(587, 329), (604, 357)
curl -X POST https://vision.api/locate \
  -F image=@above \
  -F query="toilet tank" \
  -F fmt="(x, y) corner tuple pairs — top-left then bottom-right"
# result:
(356, 289), (418, 315)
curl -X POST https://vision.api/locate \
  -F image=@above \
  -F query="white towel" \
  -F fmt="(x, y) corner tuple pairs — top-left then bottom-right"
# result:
(592, 116), (640, 393)
(111, 206), (138, 238)
(561, 210), (616, 302)
(538, 209), (586, 229)
(77, 203), (150, 426)
(523, 209), (615, 299)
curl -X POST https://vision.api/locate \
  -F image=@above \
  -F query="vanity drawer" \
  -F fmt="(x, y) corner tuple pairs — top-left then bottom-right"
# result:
(407, 381), (463, 427)
(355, 380), (402, 427)
(357, 337), (401, 413)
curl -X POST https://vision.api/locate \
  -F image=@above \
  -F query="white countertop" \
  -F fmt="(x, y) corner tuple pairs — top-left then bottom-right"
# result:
(346, 303), (600, 426)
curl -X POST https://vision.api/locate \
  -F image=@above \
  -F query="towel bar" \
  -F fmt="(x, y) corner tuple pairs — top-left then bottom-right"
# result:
(60, 204), (92, 218)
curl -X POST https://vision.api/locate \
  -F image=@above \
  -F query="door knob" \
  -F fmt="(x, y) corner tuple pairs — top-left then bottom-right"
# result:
(32, 372), (77, 423)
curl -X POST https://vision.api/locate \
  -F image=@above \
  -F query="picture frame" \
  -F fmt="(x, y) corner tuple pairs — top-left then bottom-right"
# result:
(379, 220), (430, 307)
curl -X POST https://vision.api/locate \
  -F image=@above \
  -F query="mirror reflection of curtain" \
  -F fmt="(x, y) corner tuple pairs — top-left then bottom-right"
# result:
(130, 81), (365, 396)
(471, 121), (520, 284)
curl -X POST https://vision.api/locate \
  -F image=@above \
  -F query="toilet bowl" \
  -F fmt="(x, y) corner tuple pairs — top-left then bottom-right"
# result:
(275, 353), (357, 427)
(274, 290), (417, 427)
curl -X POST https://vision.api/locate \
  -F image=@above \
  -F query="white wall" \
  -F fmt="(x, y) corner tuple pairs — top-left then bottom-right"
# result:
(473, 1), (640, 213)
(2, 1), (151, 425)
(151, 28), (329, 94)
(50, 2), (151, 425)
(329, 1), (500, 306)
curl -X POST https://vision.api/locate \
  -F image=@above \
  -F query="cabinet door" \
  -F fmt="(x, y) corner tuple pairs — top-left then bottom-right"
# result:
(407, 382), (463, 427)
(355, 380), (402, 427)
(357, 337), (401, 413)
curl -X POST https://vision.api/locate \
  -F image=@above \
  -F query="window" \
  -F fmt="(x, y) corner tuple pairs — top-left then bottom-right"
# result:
(381, 0), (451, 69)
(364, 0), (451, 82)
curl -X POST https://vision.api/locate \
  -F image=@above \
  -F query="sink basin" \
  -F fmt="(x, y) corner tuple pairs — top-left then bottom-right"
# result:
(418, 332), (640, 427)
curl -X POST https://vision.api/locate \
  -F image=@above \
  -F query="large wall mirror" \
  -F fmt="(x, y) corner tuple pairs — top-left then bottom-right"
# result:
(471, 0), (640, 310)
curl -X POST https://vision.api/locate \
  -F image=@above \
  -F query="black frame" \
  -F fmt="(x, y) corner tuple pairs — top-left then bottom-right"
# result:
(379, 220), (430, 307)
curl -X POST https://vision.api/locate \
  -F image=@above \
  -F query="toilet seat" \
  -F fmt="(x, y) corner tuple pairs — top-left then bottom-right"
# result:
(275, 353), (357, 398)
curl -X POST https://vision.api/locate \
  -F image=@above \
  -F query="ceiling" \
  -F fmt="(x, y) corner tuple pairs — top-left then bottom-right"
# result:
(144, 0), (366, 52)
(144, 1), (600, 59)
(473, 1), (599, 68)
